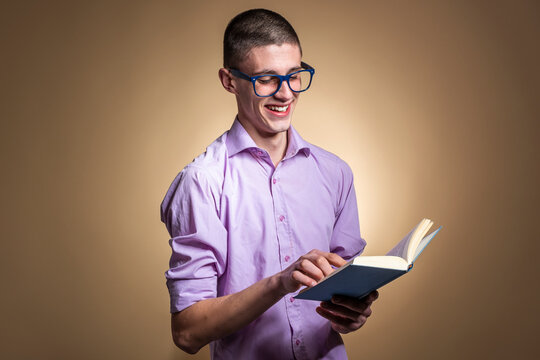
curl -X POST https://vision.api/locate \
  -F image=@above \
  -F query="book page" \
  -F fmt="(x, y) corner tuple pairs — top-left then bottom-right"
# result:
(386, 219), (433, 263)
(406, 219), (433, 262)
(412, 226), (441, 263)
(386, 227), (415, 260)
(353, 255), (409, 270)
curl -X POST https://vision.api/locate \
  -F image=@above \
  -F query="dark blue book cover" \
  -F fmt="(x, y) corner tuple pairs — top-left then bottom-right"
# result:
(295, 223), (441, 301)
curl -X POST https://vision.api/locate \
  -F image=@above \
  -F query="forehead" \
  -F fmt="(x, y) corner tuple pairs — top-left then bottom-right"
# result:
(240, 43), (302, 73)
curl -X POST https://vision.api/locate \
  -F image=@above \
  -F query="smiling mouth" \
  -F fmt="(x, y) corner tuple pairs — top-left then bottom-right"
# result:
(265, 105), (290, 113)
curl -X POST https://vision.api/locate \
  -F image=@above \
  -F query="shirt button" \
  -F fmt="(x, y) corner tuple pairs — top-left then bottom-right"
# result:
(279, 215), (285, 222)
(295, 339), (301, 346)
(257, 150), (264, 156)
(272, 178), (277, 184)
(284, 255), (290, 262)
(289, 297), (295, 303)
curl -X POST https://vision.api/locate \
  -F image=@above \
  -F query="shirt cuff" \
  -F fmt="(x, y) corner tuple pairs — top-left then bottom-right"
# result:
(166, 277), (217, 313)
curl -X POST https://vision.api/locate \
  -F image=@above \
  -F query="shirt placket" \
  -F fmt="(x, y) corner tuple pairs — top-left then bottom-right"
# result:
(271, 162), (309, 360)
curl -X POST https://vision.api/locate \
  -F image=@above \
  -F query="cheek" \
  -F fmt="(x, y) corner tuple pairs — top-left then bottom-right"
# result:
(254, 100), (266, 112)
(239, 95), (258, 113)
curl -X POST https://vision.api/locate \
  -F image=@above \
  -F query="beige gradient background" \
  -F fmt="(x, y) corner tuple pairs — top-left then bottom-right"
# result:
(1, 0), (539, 359)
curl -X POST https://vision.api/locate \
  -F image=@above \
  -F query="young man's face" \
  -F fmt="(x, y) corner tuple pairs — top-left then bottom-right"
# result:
(233, 43), (302, 140)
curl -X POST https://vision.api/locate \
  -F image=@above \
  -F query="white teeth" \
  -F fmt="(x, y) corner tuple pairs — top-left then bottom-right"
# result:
(268, 105), (288, 112)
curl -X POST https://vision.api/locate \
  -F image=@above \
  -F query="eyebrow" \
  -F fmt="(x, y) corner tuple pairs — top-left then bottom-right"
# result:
(252, 65), (303, 76)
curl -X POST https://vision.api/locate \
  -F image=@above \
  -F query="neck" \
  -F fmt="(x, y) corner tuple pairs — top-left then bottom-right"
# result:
(263, 133), (288, 167)
(237, 118), (288, 167)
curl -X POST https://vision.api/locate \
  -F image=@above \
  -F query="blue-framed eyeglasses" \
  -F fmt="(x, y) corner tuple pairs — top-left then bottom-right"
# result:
(229, 62), (315, 97)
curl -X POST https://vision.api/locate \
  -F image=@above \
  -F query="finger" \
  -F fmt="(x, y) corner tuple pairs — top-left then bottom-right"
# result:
(320, 251), (347, 268)
(331, 296), (369, 314)
(332, 292), (378, 313)
(316, 306), (353, 328)
(305, 254), (334, 277)
(303, 250), (348, 277)
(297, 259), (325, 281)
(331, 322), (351, 334)
(316, 306), (364, 333)
(363, 290), (379, 303)
(320, 301), (363, 321)
(291, 270), (317, 287)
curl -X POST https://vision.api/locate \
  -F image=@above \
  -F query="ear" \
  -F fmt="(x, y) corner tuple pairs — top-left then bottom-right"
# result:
(218, 68), (238, 94)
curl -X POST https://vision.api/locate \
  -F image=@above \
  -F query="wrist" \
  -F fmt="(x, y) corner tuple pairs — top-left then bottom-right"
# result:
(268, 272), (289, 298)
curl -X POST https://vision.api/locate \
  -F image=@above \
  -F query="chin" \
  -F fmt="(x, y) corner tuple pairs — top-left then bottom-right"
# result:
(265, 118), (292, 133)
(263, 111), (294, 128)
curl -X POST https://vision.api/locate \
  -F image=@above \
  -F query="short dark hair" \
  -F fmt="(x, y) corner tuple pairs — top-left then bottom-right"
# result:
(223, 9), (302, 68)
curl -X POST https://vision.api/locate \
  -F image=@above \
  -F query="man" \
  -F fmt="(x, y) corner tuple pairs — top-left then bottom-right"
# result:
(161, 9), (378, 359)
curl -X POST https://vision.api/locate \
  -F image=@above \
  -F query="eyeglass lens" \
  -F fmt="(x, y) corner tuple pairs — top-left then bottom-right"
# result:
(255, 70), (312, 96)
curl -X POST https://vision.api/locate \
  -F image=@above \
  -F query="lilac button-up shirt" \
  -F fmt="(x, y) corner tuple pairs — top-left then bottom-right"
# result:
(161, 119), (366, 359)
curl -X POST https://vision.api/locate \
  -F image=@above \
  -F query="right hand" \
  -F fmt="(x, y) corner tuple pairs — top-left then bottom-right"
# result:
(277, 249), (347, 295)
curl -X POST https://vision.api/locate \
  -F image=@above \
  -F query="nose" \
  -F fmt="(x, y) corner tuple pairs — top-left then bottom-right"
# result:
(273, 79), (295, 101)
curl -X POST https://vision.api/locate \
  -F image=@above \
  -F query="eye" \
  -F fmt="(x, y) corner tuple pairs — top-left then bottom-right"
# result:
(257, 78), (272, 84)
(256, 76), (279, 85)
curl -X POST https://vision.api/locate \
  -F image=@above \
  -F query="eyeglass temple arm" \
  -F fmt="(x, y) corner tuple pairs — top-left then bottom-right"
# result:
(301, 61), (314, 71)
(229, 68), (251, 81)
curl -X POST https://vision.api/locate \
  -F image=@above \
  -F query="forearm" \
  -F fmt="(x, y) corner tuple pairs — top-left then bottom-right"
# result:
(171, 249), (347, 354)
(171, 273), (286, 353)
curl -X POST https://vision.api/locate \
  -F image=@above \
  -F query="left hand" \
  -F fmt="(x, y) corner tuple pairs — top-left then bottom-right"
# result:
(316, 290), (379, 334)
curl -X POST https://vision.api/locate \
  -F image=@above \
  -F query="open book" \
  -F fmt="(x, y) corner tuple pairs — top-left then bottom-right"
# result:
(295, 218), (441, 301)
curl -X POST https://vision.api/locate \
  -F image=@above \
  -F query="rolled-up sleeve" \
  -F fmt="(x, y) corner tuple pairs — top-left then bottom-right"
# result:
(160, 165), (227, 313)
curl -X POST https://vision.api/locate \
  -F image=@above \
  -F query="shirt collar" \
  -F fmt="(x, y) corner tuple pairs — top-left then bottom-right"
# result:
(225, 117), (259, 157)
(285, 124), (311, 159)
(226, 117), (311, 158)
